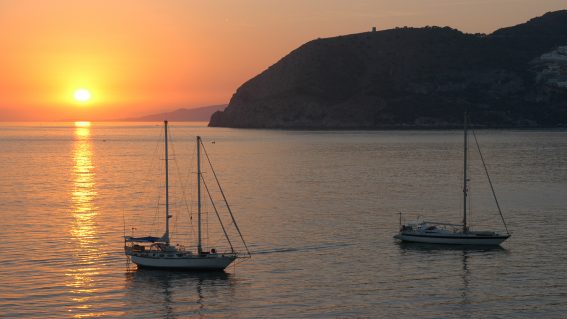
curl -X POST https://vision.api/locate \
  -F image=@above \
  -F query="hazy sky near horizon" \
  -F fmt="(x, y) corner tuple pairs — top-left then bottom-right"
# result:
(1, 0), (566, 120)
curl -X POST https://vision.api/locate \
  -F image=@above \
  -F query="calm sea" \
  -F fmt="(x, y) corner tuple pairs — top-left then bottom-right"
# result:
(1, 122), (566, 318)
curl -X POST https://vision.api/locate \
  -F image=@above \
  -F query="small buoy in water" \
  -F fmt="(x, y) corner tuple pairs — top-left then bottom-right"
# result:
(212, 140), (216, 144)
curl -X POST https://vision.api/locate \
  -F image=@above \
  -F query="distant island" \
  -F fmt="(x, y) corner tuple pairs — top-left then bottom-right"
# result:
(209, 10), (567, 129)
(122, 104), (225, 122)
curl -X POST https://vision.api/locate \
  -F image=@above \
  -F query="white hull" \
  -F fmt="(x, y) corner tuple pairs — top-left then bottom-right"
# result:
(394, 232), (509, 245)
(394, 114), (512, 247)
(130, 254), (236, 270)
(124, 129), (250, 270)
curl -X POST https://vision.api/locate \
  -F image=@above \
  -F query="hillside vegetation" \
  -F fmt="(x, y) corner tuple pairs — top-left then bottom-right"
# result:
(210, 11), (567, 128)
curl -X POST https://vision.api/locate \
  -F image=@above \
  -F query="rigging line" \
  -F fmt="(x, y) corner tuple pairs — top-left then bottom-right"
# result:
(184, 137), (196, 218)
(150, 131), (166, 237)
(171, 132), (195, 242)
(129, 125), (163, 231)
(167, 127), (187, 240)
(152, 187), (162, 236)
(204, 182), (209, 249)
(470, 124), (510, 235)
(468, 183), (473, 229)
(200, 138), (251, 256)
(186, 147), (196, 241)
(122, 209), (126, 240)
(201, 176), (235, 252)
(208, 182), (211, 246)
(168, 127), (177, 239)
(145, 126), (165, 235)
(167, 128), (192, 243)
(467, 140), (472, 229)
(169, 135), (197, 247)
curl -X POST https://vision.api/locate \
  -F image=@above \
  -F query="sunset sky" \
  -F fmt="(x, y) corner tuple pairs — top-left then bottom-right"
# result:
(1, 0), (566, 121)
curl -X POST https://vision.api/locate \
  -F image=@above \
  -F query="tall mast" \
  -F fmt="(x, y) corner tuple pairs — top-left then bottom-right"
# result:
(164, 121), (170, 244)
(463, 113), (468, 232)
(197, 136), (203, 254)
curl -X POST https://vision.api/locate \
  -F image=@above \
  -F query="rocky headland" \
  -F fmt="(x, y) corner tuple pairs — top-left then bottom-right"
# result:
(210, 10), (567, 129)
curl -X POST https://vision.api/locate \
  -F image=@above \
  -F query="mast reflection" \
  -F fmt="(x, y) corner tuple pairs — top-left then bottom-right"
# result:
(397, 242), (506, 317)
(124, 270), (232, 318)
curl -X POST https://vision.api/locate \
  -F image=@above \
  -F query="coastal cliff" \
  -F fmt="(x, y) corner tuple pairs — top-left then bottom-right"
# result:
(210, 10), (567, 129)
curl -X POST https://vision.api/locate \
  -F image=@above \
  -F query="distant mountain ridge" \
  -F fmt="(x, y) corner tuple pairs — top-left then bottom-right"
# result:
(123, 105), (226, 122)
(209, 10), (567, 129)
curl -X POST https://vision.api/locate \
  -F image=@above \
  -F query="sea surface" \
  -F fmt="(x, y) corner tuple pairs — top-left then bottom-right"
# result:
(1, 122), (566, 318)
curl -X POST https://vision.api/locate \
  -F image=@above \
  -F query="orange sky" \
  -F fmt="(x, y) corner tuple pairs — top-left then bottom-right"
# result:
(1, 0), (566, 121)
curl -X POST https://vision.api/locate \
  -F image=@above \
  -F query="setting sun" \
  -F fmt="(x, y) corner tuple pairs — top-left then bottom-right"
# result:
(74, 89), (91, 103)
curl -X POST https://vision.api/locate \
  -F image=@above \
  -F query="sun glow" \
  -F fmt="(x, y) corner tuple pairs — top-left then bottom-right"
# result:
(75, 121), (91, 128)
(74, 89), (92, 102)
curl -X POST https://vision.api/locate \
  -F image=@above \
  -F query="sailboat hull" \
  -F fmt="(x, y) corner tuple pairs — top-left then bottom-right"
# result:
(394, 232), (510, 245)
(130, 254), (236, 270)
(394, 114), (511, 247)
(124, 127), (250, 269)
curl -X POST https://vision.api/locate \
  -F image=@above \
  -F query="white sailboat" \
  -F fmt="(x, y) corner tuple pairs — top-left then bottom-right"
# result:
(394, 114), (511, 245)
(125, 121), (250, 270)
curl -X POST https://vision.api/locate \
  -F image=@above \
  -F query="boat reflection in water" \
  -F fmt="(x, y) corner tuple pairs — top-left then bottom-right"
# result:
(397, 241), (506, 252)
(397, 242), (507, 319)
(65, 121), (103, 317)
(124, 269), (233, 318)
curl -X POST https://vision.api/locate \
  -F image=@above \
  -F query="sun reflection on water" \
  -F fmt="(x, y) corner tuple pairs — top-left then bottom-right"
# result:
(66, 122), (101, 318)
